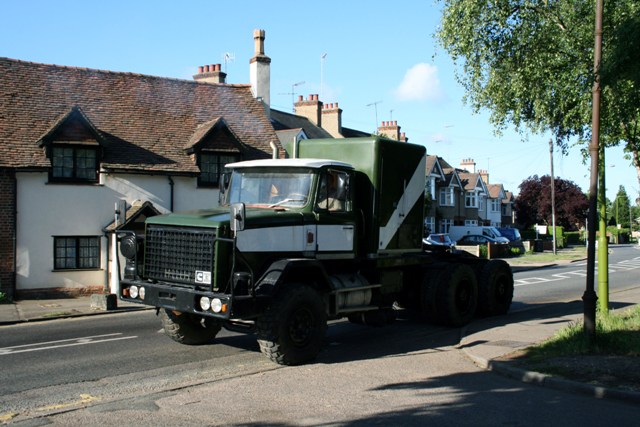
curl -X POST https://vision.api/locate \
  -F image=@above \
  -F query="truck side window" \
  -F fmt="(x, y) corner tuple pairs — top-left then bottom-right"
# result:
(317, 170), (349, 212)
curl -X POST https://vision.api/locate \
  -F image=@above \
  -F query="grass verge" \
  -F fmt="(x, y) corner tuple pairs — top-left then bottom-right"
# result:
(525, 305), (640, 360)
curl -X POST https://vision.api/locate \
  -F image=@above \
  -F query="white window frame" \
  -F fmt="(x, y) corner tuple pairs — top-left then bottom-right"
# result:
(464, 219), (478, 226)
(439, 187), (455, 206)
(465, 191), (478, 208)
(491, 199), (501, 212)
(424, 217), (435, 234)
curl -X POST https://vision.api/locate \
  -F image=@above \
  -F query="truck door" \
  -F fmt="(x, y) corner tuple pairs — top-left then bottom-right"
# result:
(314, 169), (356, 254)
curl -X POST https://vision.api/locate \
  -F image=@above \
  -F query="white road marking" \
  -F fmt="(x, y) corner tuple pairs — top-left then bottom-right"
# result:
(515, 256), (640, 287)
(0, 333), (137, 355)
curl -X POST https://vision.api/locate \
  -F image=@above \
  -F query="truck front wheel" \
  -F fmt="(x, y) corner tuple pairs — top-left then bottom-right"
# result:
(257, 284), (327, 365)
(159, 309), (222, 345)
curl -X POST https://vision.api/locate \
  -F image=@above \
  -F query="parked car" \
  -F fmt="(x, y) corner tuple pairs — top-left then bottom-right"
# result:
(423, 233), (456, 252)
(497, 227), (525, 253)
(447, 225), (510, 244)
(455, 234), (509, 246)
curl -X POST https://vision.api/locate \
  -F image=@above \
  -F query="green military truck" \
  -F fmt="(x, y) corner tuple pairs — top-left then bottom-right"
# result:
(118, 137), (513, 365)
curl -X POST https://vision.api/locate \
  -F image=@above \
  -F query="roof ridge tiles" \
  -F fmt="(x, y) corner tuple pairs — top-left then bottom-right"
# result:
(0, 57), (251, 88)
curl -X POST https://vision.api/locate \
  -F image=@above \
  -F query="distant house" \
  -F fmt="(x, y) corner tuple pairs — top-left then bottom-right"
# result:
(0, 55), (280, 298)
(502, 191), (515, 226)
(486, 183), (507, 227)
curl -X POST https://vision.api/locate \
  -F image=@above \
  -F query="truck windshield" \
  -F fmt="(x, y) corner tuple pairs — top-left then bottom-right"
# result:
(224, 168), (314, 208)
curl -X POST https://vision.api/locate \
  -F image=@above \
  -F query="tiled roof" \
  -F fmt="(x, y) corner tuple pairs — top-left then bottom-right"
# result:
(340, 126), (371, 138)
(487, 183), (505, 199)
(458, 172), (485, 192)
(0, 58), (280, 172)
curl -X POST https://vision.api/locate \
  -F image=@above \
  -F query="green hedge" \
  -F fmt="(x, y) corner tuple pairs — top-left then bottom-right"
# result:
(565, 231), (584, 245)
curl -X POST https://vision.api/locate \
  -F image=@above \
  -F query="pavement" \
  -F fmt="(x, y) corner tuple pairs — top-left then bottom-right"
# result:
(2, 256), (639, 412)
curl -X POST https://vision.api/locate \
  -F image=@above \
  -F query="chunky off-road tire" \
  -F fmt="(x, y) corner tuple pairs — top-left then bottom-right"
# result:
(427, 263), (478, 327)
(476, 259), (514, 317)
(419, 263), (449, 323)
(257, 284), (327, 365)
(159, 309), (222, 345)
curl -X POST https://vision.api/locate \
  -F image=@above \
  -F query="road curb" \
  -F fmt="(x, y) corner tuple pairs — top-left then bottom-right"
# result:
(0, 306), (152, 326)
(460, 348), (640, 405)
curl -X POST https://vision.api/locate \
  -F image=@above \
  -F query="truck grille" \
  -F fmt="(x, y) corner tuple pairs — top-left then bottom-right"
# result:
(144, 225), (216, 286)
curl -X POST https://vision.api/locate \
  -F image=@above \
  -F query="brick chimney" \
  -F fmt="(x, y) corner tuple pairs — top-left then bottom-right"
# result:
(250, 29), (271, 113)
(460, 158), (476, 173)
(294, 94), (323, 127)
(478, 169), (489, 184)
(193, 64), (227, 84)
(377, 121), (402, 141)
(321, 102), (343, 137)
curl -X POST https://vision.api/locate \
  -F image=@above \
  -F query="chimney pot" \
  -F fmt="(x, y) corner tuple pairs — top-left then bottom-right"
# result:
(298, 95), (303, 102)
(198, 66), (204, 74)
(204, 65), (210, 72)
(335, 102), (339, 108)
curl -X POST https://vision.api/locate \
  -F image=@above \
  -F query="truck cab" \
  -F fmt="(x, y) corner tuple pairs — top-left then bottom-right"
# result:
(222, 158), (358, 258)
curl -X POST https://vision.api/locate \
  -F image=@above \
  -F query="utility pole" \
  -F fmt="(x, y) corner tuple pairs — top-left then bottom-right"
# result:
(598, 146), (609, 314)
(584, 0), (603, 341)
(549, 139), (557, 255)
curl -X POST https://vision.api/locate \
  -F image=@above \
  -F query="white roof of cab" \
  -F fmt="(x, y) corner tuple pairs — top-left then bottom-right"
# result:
(225, 158), (354, 170)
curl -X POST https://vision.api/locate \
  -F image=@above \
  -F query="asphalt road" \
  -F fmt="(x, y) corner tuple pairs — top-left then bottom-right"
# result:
(2, 246), (640, 424)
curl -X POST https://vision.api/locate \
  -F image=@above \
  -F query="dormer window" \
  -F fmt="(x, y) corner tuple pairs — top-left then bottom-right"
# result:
(38, 106), (104, 184)
(198, 152), (239, 187)
(51, 145), (98, 182)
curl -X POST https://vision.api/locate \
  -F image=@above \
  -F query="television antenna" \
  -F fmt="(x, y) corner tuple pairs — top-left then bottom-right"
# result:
(320, 53), (328, 100)
(366, 100), (383, 130)
(222, 52), (235, 73)
(278, 81), (305, 112)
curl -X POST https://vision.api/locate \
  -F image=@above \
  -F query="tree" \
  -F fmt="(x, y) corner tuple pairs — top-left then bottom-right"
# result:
(436, 1), (640, 187)
(514, 175), (589, 230)
(612, 185), (631, 228)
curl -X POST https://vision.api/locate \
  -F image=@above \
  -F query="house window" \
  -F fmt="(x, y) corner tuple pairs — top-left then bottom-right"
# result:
(51, 146), (98, 182)
(424, 217), (435, 235)
(426, 177), (436, 200)
(465, 191), (478, 208)
(491, 199), (501, 212)
(54, 236), (100, 270)
(199, 153), (240, 187)
(465, 219), (478, 226)
(440, 219), (453, 233)
(439, 187), (455, 206)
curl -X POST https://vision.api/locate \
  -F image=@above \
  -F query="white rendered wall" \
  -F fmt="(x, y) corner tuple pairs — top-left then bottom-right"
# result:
(16, 171), (220, 292)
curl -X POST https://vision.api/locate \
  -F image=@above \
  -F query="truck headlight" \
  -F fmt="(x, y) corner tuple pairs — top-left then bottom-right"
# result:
(211, 298), (223, 313)
(199, 297), (211, 311)
(120, 235), (138, 260)
(129, 285), (139, 299)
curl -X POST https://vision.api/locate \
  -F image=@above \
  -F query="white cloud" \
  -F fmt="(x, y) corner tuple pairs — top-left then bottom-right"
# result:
(394, 63), (443, 102)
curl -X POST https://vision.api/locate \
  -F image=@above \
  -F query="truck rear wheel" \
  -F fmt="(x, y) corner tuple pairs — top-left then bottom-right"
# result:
(476, 259), (513, 317)
(428, 264), (478, 327)
(257, 284), (327, 365)
(159, 309), (222, 345)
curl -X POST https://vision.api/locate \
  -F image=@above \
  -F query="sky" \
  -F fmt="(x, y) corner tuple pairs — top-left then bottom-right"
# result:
(1, 0), (635, 202)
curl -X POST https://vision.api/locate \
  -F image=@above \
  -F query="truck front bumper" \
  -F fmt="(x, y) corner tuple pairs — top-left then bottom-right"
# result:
(119, 279), (234, 320)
